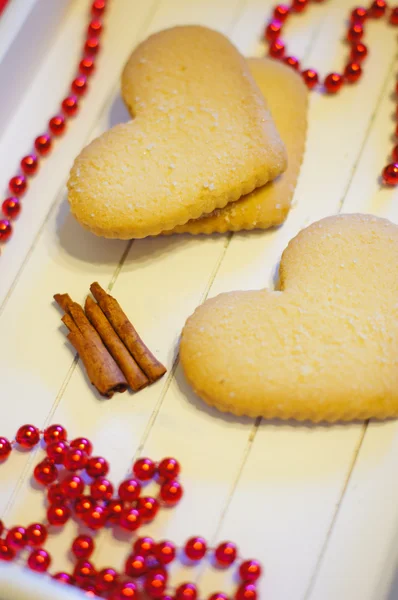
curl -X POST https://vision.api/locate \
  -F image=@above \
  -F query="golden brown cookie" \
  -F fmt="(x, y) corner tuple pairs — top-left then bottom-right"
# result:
(168, 58), (308, 235)
(180, 214), (398, 422)
(67, 26), (286, 239)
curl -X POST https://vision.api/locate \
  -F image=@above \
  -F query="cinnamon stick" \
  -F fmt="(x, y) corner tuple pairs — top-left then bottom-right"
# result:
(84, 296), (149, 392)
(90, 282), (167, 382)
(54, 293), (128, 398)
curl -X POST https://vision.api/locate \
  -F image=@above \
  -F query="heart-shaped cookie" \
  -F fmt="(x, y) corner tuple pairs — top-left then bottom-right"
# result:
(180, 214), (398, 422)
(167, 57), (308, 235)
(67, 26), (287, 239)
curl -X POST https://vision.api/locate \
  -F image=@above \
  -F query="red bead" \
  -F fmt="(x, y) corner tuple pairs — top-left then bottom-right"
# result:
(72, 535), (95, 559)
(239, 560), (262, 582)
(118, 478), (141, 502)
(85, 37), (101, 55)
(34, 459), (58, 485)
(264, 19), (283, 41)
(350, 42), (368, 61)
(9, 175), (27, 196)
(92, 0), (106, 16)
(158, 457), (180, 480)
(110, 581), (139, 600)
(134, 537), (155, 557)
(235, 584), (257, 600)
(75, 495), (96, 517)
(16, 424), (40, 447)
(273, 4), (290, 20)
(324, 73), (344, 94)
(382, 163), (398, 185)
(80, 582), (97, 596)
(6, 527), (27, 549)
(26, 523), (47, 547)
(268, 39), (285, 59)
(184, 537), (207, 561)
(90, 477), (113, 501)
(83, 504), (108, 530)
(46, 440), (69, 464)
(74, 559), (96, 585)
(0, 540), (15, 561)
(283, 56), (300, 70)
(0, 220), (12, 242)
(347, 23), (364, 41)
(390, 7), (398, 24)
(175, 583), (198, 600)
(208, 595), (229, 600)
(34, 134), (52, 156)
(72, 75), (88, 96)
(145, 571), (167, 598)
(120, 507), (142, 532)
(52, 572), (75, 585)
(302, 68), (319, 89)
(350, 7), (367, 22)
(106, 498), (124, 523)
(392, 145), (398, 162)
(61, 473), (85, 498)
(49, 115), (66, 136)
(215, 542), (238, 566)
(0, 437), (12, 459)
(47, 484), (66, 507)
(160, 480), (183, 506)
(62, 95), (79, 116)
(71, 437), (93, 455)
(26, 523), (48, 546)
(21, 154), (39, 176)
(64, 447), (88, 471)
(133, 457), (156, 481)
(96, 568), (119, 592)
(125, 554), (147, 578)
(88, 19), (103, 36)
(86, 456), (109, 478)
(368, 0), (387, 18)
(291, 0), (308, 12)
(136, 496), (159, 522)
(344, 62), (362, 83)
(47, 503), (71, 526)
(27, 548), (51, 572)
(47, 483), (66, 504)
(79, 57), (96, 76)
(44, 424), (67, 444)
(155, 540), (176, 565)
(2, 198), (21, 220)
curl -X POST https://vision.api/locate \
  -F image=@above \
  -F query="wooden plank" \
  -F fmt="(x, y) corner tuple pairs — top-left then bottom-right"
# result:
(305, 61), (398, 600)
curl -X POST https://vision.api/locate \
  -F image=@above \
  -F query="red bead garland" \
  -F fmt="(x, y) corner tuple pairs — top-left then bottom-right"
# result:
(264, 0), (398, 184)
(0, 0), (104, 250)
(0, 423), (261, 599)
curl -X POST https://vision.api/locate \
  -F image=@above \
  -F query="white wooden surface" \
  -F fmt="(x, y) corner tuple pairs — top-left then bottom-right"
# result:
(1, 1), (398, 599)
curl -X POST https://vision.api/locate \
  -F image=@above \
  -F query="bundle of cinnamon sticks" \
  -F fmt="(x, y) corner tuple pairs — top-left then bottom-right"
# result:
(54, 282), (166, 398)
